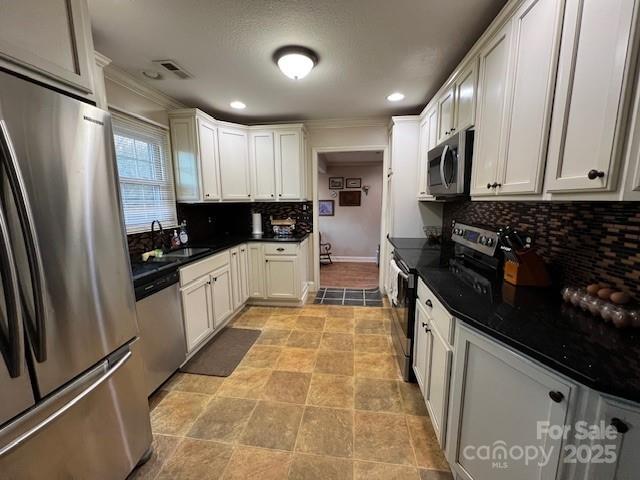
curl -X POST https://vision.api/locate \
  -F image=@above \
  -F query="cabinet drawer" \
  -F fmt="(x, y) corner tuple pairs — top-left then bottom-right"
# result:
(417, 278), (454, 344)
(263, 243), (299, 256)
(180, 251), (230, 286)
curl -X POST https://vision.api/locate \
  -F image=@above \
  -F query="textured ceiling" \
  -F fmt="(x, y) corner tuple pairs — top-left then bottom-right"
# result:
(88, 0), (506, 123)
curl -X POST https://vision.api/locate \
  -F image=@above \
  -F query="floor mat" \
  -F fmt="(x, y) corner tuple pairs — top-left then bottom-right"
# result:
(313, 288), (383, 306)
(180, 327), (260, 377)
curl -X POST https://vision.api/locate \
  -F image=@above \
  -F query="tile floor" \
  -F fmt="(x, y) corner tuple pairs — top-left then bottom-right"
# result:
(313, 288), (383, 306)
(130, 304), (452, 480)
(320, 262), (380, 289)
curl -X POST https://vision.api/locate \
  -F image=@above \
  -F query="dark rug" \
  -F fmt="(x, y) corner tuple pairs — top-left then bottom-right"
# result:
(180, 327), (261, 377)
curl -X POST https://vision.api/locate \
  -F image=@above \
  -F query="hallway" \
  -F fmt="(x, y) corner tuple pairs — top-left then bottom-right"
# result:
(320, 262), (379, 289)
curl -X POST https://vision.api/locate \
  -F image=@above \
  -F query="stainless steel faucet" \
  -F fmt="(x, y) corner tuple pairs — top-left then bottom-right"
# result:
(150, 220), (164, 251)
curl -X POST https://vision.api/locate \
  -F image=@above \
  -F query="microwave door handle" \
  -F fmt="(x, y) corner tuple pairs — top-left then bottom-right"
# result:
(0, 121), (47, 362)
(440, 145), (450, 190)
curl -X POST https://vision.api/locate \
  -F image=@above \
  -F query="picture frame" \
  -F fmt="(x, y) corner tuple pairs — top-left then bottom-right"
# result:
(318, 200), (335, 216)
(339, 190), (361, 206)
(345, 177), (361, 188)
(329, 177), (344, 189)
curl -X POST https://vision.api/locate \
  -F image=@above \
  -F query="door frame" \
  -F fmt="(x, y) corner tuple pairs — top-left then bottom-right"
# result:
(311, 144), (390, 292)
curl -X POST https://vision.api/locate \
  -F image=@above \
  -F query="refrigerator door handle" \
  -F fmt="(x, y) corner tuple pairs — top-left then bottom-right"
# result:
(0, 120), (47, 362)
(0, 349), (132, 458)
(0, 196), (23, 377)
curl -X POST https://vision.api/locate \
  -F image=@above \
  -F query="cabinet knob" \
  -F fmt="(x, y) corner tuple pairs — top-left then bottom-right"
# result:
(271, 194), (274, 197)
(279, 194), (282, 197)
(487, 183), (492, 190)
(205, 193), (210, 197)
(277, 247), (285, 252)
(247, 194), (251, 197)
(548, 391), (564, 403)
(425, 299), (433, 308)
(611, 418), (629, 434)
(587, 169), (605, 180)
(421, 322), (430, 332)
(451, 128), (456, 133)
(420, 191), (426, 195)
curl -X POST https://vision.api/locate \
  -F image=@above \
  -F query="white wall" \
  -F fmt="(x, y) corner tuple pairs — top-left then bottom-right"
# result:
(318, 163), (383, 259)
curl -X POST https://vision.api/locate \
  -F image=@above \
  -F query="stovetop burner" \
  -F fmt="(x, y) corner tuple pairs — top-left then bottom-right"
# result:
(449, 258), (494, 297)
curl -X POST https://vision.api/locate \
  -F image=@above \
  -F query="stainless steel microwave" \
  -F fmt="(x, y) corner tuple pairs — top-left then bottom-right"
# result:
(427, 129), (474, 197)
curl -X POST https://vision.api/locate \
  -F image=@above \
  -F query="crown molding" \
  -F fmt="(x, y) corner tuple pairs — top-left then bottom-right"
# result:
(94, 51), (112, 69)
(304, 116), (390, 130)
(103, 64), (186, 110)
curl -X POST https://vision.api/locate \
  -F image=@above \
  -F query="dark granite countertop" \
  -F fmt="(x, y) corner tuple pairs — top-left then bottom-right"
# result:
(389, 237), (640, 402)
(131, 232), (310, 287)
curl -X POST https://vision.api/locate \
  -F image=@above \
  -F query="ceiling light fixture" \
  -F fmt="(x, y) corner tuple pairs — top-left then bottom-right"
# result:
(387, 92), (405, 102)
(230, 100), (246, 110)
(274, 46), (318, 80)
(142, 70), (162, 80)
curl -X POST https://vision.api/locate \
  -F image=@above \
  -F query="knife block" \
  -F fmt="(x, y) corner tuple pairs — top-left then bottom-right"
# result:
(503, 249), (551, 287)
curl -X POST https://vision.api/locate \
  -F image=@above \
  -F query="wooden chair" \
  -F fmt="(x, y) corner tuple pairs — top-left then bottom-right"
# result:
(319, 232), (333, 264)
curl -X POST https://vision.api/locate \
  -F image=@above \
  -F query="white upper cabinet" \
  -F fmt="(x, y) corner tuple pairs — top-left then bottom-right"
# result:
(417, 118), (430, 199)
(218, 126), (251, 200)
(250, 131), (277, 200)
(426, 107), (438, 151)
(471, 22), (512, 196)
(170, 114), (202, 202)
(276, 130), (303, 200)
(545, 0), (640, 193)
(454, 59), (478, 132)
(437, 86), (456, 144)
(0, 0), (95, 97)
(198, 117), (221, 201)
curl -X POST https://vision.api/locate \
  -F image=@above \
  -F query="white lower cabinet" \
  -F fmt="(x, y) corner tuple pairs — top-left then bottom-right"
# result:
(265, 255), (298, 299)
(238, 244), (250, 304)
(181, 275), (213, 352)
(229, 247), (242, 310)
(413, 301), (431, 396)
(425, 324), (452, 446)
(248, 243), (266, 298)
(210, 265), (232, 329)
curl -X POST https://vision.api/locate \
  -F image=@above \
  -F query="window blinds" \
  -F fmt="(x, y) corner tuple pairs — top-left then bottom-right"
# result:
(111, 112), (177, 234)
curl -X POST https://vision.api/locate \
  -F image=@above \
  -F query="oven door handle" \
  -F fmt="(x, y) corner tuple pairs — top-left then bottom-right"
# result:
(440, 144), (450, 190)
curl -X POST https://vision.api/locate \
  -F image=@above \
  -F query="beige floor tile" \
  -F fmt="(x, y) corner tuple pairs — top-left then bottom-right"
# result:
(315, 350), (354, 376)
(299, 306), (328, 317)
(221, 446), (291, 480)
(245, 306), (275, 315)
(295, 406), (354, 458)
(275, 306), (302, 315)
(217, 367), (270, 399)
(265, 315), (299, 330)
(307, 373), (354, 409)
(164, 373), (225, 395)
(255, 329), (292, 346)
(398, 381), (428, 416)
(354, 378), (403, 413)
(354, 461), (420, 480)
(128, 434), (181, 480)
(355, 318), (387, 335)
(354, 411), (415, 466)
(288, 453), (353, 480)
(406, 415), (449, 470)
(262, 371), (311, 404)
(325, 317), (355, 333)
(328, 306), (355, 318)
(239, 346), (282, 369)
(286, 330), (322, 349)
(232, 314), (268, 329)
(187, 396), (256, 442)
(354, 307), (385, 320)
(354, 334), (392, 354)
(156, 438), (233, 480)
(239, 401), (304, 451)
(419, 469), (454, 480)
(320, 332), (354, 352)
(381, 308), (393, 320)
(355, 353), (401, 379)
(275, 348), (317, 373)
(295, 315), (326, 331)
(149, 389), (169, 412)
(150, 391), (211, 436)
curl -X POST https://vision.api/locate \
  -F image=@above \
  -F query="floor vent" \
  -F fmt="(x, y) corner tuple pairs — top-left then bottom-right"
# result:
(152, 60), (193, 79)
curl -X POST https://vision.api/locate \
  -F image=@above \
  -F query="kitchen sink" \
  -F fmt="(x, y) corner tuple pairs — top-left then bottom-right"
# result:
(160, 247), (210, 259)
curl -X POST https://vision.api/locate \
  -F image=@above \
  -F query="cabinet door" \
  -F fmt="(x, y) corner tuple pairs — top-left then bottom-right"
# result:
(454, 59), (478, 132)
(265, 256), (298, 299)
(198, 118), (221, 200)
(181, 276), (213, 352)
(0, 0), (94, 95)
(218, 127), (251, 200)
(229, 248), (242, 310)
(239, 245), (250, 303)
(171, 117), (201, 202)
(471, 22), (512, 197)
(545, 0), (639, 192)
(427, 107), (438, 151)
(248, 244), (265, 298)
(437, 87), (455, 144)
(276, 130), (302, 200)
(424, 324), (452, 447)
(498, 0), (563, 195)
(448, 325), (573, 480)
(251, 131), (276, 200)
(413, 302), (431, 394)
(417, 119), (430, 198)
(211, 266), (233, 328)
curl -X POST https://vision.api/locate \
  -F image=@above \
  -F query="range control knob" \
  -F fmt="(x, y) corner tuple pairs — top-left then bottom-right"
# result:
(486, 237), (494, 247)
(479, 236), (486, 245)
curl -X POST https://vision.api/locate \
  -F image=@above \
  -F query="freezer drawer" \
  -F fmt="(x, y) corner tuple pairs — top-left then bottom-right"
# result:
(0, 339), (152, 480)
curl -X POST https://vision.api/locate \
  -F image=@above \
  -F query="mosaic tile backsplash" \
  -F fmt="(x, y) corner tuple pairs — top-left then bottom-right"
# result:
(443, 201), (640, 298)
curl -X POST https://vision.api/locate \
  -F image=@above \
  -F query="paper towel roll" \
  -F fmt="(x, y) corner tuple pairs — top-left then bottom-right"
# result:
(252, 213), (263, 235)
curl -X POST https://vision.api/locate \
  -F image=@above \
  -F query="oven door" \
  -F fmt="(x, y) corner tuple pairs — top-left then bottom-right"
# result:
(390, 258), (416, 381)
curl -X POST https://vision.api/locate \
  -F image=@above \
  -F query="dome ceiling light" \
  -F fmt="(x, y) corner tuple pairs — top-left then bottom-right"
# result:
(230, 100), (246, 110)
(387, 92), (405, 102)
(274, 46), (318, 80)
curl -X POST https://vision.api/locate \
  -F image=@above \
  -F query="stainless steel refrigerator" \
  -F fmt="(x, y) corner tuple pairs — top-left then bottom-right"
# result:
(0, 70), (152, 478)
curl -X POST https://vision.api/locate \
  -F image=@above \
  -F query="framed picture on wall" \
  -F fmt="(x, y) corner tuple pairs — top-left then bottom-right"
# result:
(345, 178), (361, 188)
(318, 200), (335, 216)
(329, 177), (344, 189)
(339, 190), (361, 206)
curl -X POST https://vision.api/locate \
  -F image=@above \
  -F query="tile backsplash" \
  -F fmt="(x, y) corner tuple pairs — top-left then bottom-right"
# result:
(443, 200), (640, 298)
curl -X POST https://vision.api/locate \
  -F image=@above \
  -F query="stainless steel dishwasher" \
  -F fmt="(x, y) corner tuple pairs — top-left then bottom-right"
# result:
(135, 270), (186, 396)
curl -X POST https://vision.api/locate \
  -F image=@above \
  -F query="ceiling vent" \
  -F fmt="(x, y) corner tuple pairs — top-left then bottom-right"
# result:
(152, 60), (193, 79)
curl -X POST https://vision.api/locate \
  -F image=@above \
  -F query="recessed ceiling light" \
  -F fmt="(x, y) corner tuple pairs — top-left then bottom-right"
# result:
(230, 100), (246, 110)
(142, 70), (162, 80)
(387, 92), (405, 102)
(274, 46), (318, 80)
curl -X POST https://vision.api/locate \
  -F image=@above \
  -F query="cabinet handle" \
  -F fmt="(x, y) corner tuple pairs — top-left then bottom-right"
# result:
(247, 194), (251, 197)
(271, 194), (274, 197)
(451, 128), (456, 133)
(232, 252), (237, 256)
(425, 299), (433, 308)
(610, 418), (629, 434)
(587, 169), (605, 180)
(278, 194), (282, 197)
(205, 193), (210, 198)
(490, 182), (499, 188)
(420, 191), (426, 195)
(277, 248), (285, 252)
(548, 391), (564, 403)
(265, 259), (269, 263)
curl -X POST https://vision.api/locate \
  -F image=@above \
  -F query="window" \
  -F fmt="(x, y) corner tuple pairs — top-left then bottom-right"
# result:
(111, 112), (177, 234)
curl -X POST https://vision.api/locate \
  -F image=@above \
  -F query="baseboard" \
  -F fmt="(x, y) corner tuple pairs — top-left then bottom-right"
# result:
(307, 281), (316, 293)
(331, 256), (377, 263)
